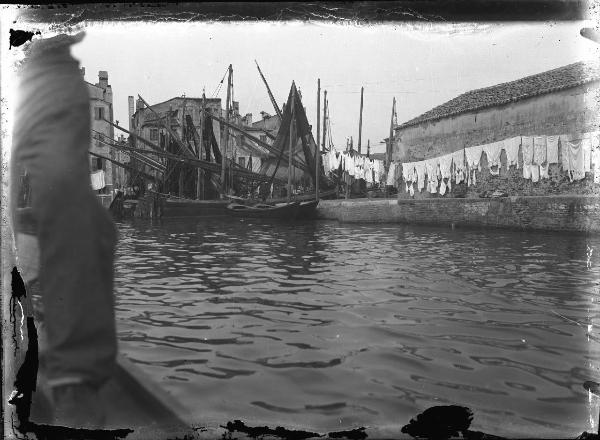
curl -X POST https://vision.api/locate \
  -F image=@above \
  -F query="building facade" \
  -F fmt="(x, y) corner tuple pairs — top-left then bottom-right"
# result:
(393, 62), (600, 162)
(392, 61), (600, 199)
(83, 68), (118, 197)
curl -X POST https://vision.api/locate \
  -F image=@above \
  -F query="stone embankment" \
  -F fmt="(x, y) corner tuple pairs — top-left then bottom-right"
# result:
(317, 195), (600, 233)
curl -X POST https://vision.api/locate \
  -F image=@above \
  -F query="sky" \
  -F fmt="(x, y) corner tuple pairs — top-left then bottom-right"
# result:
(6, 19), (600, 155)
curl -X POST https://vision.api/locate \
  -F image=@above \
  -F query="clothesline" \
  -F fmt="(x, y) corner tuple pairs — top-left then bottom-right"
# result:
(394, 130), (600, 196)
(322, 149), (386, 185)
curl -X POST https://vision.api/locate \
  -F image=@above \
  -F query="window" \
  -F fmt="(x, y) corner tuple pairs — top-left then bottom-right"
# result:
(260, 135), (267, 143)
(94, 107), (105, 120)
(91, 157), (103, 171)
(149, 128), (159, 141)
(238, 157), (245, 168)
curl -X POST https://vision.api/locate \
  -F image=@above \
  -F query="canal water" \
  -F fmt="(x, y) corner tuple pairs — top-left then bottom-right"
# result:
(114, 218), (600, 438)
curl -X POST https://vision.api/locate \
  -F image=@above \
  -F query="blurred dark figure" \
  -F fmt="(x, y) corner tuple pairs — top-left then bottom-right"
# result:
(10, 33), (117, 428)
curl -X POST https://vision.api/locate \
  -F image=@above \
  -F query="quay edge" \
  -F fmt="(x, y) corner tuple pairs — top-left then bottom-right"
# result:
(316, 195), (600, 234)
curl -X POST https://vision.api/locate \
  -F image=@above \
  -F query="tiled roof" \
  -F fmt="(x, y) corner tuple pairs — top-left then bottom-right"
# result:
(397, 61), (600, 130)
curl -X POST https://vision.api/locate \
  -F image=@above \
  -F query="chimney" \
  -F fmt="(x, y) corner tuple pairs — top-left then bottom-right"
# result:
(245, 113), (252, 125)
(128, 96), (135, 130)
(98, 70), (108, 89)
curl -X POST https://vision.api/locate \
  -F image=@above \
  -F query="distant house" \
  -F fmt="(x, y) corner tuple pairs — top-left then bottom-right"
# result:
(393, 61), (600, 162)
(84, 68), (119, 199)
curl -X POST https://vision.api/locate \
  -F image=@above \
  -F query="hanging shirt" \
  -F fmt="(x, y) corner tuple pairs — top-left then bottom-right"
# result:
(539, 162), (549, 179)
(482, 141), (503, 175)
(465, 144), (484, 170)
(546, 135), (559, 164)
(504, 136), (521, 168)
(425, 159), (439, 193)
(386, 163), (397, 187)
(523, 164), (531, 180)
(521, 136), (534, 166)
(530, 164), (540, 183)
(90, 170), (106, 190)
(414, 161), (427, 192)
(533, 136), (547, 165)
(439, 180), (447, 196)
(567, 140), (585, 181)
(582, 137), (592, 173)
(593, 142), (600, 184)
(451, 149), (466, 184)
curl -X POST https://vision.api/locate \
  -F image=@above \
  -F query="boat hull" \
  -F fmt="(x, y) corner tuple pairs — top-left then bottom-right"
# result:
(226, 201), (300, 219)
(161, 198), (230, 218)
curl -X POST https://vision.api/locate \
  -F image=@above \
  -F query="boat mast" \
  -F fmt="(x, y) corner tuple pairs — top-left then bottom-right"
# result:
(358, 86), (364, 155)
(255, 60), (283, 119)
(221, 64), (232, 197)
(198, 92), (206, 199)
(387, 96), (395, 172)
(322, 91), (327, 152)
(288, 85), (295, 202)
(316, 78), (320, 201)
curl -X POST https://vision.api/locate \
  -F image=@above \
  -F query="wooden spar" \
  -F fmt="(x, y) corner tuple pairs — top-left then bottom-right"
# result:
(103, 119), (164, 153)
(202, 110), (309, 172)
(287, 87), (295, 202)
(316, 79), (320, 201)
(220, 64), (232, 197)
(358, 86), (364, 154)
(198, 93), (206, 199)
(367, 139), (370, 157)
(387, 97), (396, 171)
(89, 151), (159, 182)
(137, 94), (196, 159)
(179, 98), (187, 197)
(93, 133), (166, 173)
(255, 60), (283, 119)
(98, 128), (277, 183)
(322, 91), (327, 151)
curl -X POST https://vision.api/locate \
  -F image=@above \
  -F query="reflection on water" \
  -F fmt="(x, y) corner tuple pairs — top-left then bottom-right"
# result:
(113, 218), (600, 437)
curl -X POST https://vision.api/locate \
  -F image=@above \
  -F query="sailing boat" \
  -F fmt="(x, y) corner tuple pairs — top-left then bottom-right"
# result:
(225, 79), (326, 219)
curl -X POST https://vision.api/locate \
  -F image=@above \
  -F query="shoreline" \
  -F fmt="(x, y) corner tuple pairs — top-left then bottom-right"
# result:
(317, 195), (600, 234)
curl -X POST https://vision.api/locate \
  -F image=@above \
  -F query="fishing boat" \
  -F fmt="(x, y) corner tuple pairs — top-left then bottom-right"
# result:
(226, 201), (300, 219)
(295, 199), (320, 219)
(161, 197), (230, 218)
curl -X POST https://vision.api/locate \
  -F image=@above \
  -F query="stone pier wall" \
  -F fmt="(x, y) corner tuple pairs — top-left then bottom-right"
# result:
(317, 196), (600, 233)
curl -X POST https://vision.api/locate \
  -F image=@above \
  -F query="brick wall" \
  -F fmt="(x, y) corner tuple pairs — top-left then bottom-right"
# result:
(317, 196), (600, 233)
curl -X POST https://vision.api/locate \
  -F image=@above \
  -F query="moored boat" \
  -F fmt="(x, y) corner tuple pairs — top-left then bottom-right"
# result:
(295, 199), (319, 219)
(226, 201), (300, 219)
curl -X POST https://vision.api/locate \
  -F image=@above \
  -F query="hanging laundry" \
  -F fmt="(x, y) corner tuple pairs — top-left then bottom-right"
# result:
(521, 136), (534, 166)
(532, 136), (547, 165)
(582, 137), (592, 173)
(530, 164), (540, 183)
(439, 179), (447, 196)
(593, 143), (600, 184)
(90, 170), (106, 190)
(482, 141), (503, 175)
(414, 161), (426, 192)
(451, 149), (466, 184)
(465, 145), (483, 187)
(438, 153), (453, 192)
(425, 159), (439, 194)
(465, 145), (484, 170)
(386, 163), (397, 187)
(504, 136), (521, 168)
(402, 162), (415, 192)
(546, 135), (559, 164)
(567, 140), (585, 181)
(523, 164), (531, 180)
(539, 162), (549, 179)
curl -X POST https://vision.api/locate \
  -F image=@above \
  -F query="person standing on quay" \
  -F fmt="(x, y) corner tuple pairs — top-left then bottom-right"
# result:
(10, 32), (117, 428)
